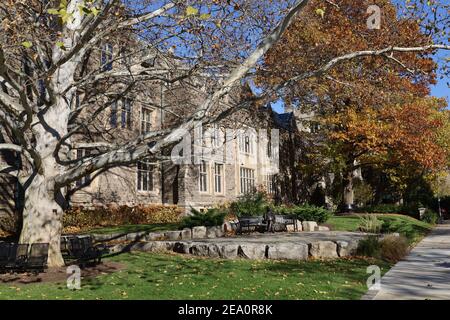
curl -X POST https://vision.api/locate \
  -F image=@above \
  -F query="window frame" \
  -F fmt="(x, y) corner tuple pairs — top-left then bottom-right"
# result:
(214, 163), (224, 194)
(239, 167), (255, 194)
(199, 160), (209, 193)
(137, 159), (154, 192)
(121, 97), (132, 129)
(140, 106), (152, 134)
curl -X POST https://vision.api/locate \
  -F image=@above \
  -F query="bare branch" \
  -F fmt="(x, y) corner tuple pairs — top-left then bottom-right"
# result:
(0, 143), (22, 152)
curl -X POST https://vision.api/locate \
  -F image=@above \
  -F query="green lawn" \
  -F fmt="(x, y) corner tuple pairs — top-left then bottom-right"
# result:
(327, 214), (433, 244)
(0, 252), (390, 300)
(84, 223), (179, 235)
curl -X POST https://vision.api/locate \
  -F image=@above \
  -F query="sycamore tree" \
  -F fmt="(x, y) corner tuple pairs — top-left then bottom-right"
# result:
(0, 0), (449, 267)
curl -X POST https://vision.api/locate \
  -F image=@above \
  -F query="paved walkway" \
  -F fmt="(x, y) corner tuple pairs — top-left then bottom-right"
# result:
(368, 221), (450, 300)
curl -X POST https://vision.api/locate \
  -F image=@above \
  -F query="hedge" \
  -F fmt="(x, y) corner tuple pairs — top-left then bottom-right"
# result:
(63, 204), (183, 233)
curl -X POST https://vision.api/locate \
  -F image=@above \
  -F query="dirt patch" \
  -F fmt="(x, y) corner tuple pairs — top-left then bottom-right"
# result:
(0, 261), (125, 285)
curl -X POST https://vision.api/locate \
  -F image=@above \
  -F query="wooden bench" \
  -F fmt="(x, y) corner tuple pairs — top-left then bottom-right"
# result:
(0, 242), (49, 274)
(61, 235), (106, 267)
(264, 212), (298, 232)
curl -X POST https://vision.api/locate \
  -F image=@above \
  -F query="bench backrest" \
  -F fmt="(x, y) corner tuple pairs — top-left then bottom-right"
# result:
(239, 216), (264, 224)
(274, 215), (296, 224)
(28, 243), (49, 266)
(0, 242), (10, 261)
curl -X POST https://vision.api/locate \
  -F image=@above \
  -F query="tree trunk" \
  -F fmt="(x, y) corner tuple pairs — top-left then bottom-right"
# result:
(343, 170), (354, 209)
(19, 174), (65, 267)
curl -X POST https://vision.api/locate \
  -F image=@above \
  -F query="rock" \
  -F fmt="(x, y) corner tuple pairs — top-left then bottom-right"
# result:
(309, 241), (338, 259)
(287, 220), (303, 232)
(267, 243), (308, 260)
(222, 222), (232, 233)
(207, 244), (221, 258)
(151, 241), (172, 252)
(190, 243), (210, 256)
(302, 221), (318, 232)
(127, 232), (147, 241)
(215, 226), (224, 238)
(336, 240), (359, 257)
(181, 228), (192, 240)
(238, 244), (267, 259)
(206, 227), (217, 239)
(145, 232), (164, 241)
(131, 242), (154, 252)
(192, 226), (207, 239)
(108, 244), (126, 254)
(296, 220), (303, 232)
(219, 243), (239, 259)
(165, 231), (181, 241)
(314, 226), (330, 232)
(173, 242), (192, 254)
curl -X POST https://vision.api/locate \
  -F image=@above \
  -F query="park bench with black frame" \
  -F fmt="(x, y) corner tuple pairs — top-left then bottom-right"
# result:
(271, 214), (298, 232)
(0, 243), (49, 274)
(236, 216), (268, 234)
(61, 235), (106, 266)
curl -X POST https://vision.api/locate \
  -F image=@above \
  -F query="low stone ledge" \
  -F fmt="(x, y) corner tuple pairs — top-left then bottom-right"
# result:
(336, 240), (359, 257)
(267, 243), (308, 260)
(165, 231), (182, 241)
(309, 241), (338, 259)
(302, 221), (318, 232)
(238, 244), (267, 260)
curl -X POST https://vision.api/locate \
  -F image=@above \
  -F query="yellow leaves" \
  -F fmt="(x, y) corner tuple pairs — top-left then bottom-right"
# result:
(315, 8), (325, 19)
(21, 41), (32, 48)
(186, 6), (199, 16)
(56, 41), (67, 51)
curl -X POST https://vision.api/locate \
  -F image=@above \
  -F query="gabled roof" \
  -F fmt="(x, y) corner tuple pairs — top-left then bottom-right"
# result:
(273, 111), (294, 130)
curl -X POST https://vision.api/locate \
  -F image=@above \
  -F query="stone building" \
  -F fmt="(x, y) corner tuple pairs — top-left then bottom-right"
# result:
(0, 34), (291, 217)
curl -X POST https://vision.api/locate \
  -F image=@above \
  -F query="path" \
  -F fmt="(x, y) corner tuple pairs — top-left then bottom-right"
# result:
(367, 221), (450, 300)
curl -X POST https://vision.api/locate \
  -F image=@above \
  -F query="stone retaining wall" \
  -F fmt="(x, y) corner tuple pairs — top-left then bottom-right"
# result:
(107, 236), (362, 261)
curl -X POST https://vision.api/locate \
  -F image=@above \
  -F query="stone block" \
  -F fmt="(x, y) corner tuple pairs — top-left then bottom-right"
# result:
(192, 226), (207, 239)
(238, 244), (267, 259)
(309, 241), (338, 259)
(302, 221), (318, 232)
(267, 243), (308, 260)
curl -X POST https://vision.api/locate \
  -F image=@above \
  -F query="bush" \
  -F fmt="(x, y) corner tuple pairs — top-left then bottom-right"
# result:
(422, 209), (439, 224)
(229, 192), (270, 217)
(380, 235), (409, 262)
(358, 214), (382, 233)
(179, 208), (227, 229)
(356, 204), (403, 214)
(279, 204), (332, 223)
(63, 204), (183, 233)
(357, 235), (381, 258)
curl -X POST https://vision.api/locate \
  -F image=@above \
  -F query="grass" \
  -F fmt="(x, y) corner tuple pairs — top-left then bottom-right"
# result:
(327, 214), (433, 245)
(0, 252), (391, 300)
(83, 223), (179, 235)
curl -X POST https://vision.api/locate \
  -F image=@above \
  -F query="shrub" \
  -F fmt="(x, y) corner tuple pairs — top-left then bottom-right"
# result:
(356, 204), (403, 214)
(229, 192), (270, 217)
(422, 209), (439, 224)
(277, 204), (332, 223)
(357, 235), (381, 258)
(63, 204), (183, 233)
(179, 208), (227, 229)
(358, 214), (382, 233)
(380, 235), (409, 262)
(353, 180), (374, 206)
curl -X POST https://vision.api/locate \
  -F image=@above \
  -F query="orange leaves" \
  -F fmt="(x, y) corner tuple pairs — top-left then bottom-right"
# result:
(324, 97), (449, 173)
